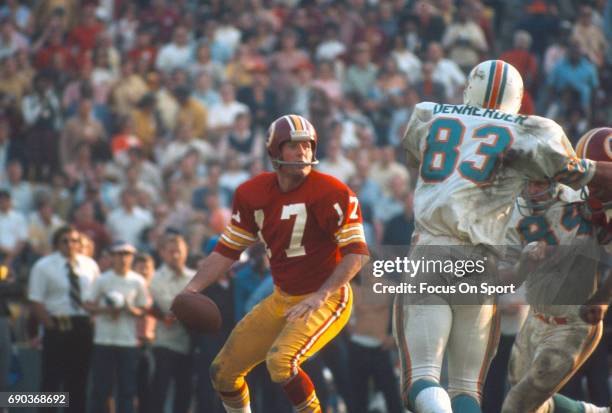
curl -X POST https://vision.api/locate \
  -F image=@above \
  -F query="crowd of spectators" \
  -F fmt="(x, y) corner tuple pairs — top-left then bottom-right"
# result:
(0, 0), (610, 412)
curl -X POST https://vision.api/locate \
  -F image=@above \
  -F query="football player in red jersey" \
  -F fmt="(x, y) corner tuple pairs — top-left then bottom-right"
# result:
(179, 114), (369, 413)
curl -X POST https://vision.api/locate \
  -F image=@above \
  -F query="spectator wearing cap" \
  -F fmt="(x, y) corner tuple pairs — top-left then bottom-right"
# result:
(149, 234), (195, 413)
(175, 86), (208, 141)
(106, 189), (153, 247)
(155, 26), (193, 74)
(85, 240), (148, 413)
(0, 189), (26, 271)
(28, 225), (100, 413)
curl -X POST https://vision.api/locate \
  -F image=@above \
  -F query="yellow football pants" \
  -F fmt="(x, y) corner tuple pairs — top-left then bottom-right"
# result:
(210, 284), (352, 391)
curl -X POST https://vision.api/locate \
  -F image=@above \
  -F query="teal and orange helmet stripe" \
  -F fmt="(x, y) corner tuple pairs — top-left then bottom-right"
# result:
(482, 60), (509, 110)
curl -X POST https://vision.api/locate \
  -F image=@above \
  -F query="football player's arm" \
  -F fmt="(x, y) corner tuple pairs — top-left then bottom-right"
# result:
(182, 252), (235, 293)
(183, 188), (258, 294)
(580, 268), (612, 324)
(285, 253), (369, 322)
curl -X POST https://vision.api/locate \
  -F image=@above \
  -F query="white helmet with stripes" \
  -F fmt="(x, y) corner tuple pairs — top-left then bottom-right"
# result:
(463, 60), (524, 114)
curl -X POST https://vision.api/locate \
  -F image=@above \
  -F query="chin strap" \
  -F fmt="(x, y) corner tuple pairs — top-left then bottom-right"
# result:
(272, 159), (319, 168)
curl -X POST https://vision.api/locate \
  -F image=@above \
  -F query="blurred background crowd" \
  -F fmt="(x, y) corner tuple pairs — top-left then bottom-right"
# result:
(0, 0), (610, 412)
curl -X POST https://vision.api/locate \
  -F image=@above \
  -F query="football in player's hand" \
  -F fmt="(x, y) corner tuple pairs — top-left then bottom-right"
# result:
(171, 292), (222, 333)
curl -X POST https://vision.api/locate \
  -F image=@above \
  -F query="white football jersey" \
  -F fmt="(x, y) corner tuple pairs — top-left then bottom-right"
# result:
(505, 187), (599, 314)
(402, 102), (595, 249)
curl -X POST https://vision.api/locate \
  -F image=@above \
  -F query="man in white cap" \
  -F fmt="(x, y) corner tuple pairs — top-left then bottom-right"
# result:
(84, 241), (149, 413)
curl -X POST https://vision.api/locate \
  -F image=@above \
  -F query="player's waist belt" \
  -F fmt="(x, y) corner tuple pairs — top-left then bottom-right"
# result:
(50, 315), (92, 331)
(533, 312), (568, 325)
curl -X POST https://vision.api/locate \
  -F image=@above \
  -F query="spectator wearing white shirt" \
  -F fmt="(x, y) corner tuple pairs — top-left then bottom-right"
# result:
(0, 18), (28, 59)
(441, 5), (488, 73)
(28, 226), (100, 413)
(106, 189), (153, 246)
(317, 136), (356, 183)
(150, 234), (196, 413)
(85, 241), (148, 413)
(369, 146), (411, 198)
(206, 82), (249, 139)
(155, 26), (193, 73)
(426, 42), (466, 103)
(390, 34), (422, 83)
(2, 160), (35, 214)
(315, 23), (347, 62)
(0, 190), (26, 270)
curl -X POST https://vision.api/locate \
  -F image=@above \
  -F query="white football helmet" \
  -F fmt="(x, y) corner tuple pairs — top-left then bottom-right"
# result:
(463, 60), (524, 114)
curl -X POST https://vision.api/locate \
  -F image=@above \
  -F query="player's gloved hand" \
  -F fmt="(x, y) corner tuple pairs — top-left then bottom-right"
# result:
(579, 303), (609, 325)
(285, 291), (328, 322)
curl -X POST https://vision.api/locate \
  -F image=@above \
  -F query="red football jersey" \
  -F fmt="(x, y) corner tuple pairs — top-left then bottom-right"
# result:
(215, 170), (369, 295)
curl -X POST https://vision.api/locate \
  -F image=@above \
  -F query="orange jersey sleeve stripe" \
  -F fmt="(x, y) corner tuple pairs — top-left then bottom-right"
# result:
(337, 236), (367, 248)
(219, 235), (246, 251)
(334, 223), (365, 237)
